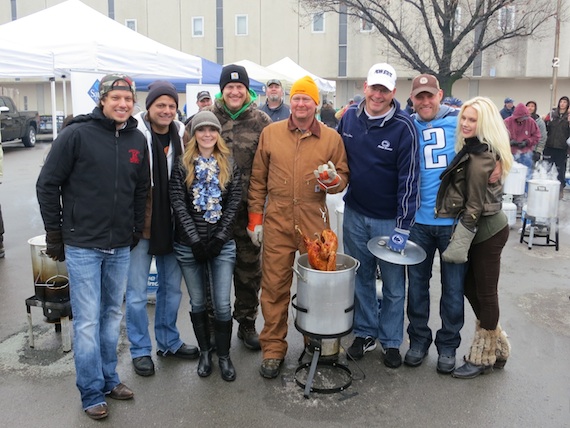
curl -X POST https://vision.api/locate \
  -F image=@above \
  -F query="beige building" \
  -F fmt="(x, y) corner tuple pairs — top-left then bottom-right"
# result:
(1, 0), (568, 117)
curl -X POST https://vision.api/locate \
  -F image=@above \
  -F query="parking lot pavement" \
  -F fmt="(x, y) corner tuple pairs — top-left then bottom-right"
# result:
(1, 142), (569, 427)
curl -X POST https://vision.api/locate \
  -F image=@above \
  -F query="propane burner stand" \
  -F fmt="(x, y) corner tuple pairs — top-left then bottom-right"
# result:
(294, 336), (352, 398)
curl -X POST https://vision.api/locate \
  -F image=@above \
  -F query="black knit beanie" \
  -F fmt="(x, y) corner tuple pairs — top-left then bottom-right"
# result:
(146, 80), (178, 110)
(219, 64), (250, 91)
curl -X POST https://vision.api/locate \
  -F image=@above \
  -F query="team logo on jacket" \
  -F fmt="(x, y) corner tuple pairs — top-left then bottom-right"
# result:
(129, 149), (141, 164)
(377, 140), (393, 151)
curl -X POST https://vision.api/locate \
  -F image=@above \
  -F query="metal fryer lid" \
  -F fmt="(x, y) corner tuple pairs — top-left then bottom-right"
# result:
(367, 236), (427, 266)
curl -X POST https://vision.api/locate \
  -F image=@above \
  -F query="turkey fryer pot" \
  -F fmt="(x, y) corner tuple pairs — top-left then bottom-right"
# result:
(292, 253), (359, 338)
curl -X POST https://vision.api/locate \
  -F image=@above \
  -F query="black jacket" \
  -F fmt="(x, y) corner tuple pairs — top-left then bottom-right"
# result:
(36, 107), (149, 249)
(170, 157), (242, 246)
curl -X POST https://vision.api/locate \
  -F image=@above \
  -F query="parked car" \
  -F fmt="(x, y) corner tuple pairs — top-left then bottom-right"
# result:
(0, 96), (39, 147)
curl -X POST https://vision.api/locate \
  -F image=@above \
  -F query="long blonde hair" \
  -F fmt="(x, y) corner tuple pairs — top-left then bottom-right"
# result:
(182, 133), (232, 191)
(456, 96), (513, 180)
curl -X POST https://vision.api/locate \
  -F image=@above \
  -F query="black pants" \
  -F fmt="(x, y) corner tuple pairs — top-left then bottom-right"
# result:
(543, 147), (567, 189)
(464, 226), (509, 330)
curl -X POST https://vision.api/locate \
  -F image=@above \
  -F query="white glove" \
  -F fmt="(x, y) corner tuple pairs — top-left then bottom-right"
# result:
(314, 161), (341, 189)
(247, 225), (263, 247)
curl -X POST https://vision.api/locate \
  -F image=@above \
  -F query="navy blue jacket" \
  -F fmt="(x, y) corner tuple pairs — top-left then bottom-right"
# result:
(338, 99), (419, 230)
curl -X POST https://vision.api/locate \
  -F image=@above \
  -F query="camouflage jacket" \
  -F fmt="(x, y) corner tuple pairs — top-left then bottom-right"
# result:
(187, 99), (271, 202)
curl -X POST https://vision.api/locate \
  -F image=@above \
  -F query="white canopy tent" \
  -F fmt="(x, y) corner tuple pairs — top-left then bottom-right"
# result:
(0, 0), (202, 80)
(0, 41), (54, 78)
(232, 60), (294, 92)
(0, 0), (202, 138)
(267, 57), (336, 93)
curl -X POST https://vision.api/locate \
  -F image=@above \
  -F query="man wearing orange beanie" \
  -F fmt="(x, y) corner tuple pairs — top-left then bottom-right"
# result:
(248, 75), (349, 379)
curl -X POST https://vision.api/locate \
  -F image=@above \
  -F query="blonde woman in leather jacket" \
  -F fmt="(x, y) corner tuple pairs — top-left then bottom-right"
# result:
(435, 97), (514, 379)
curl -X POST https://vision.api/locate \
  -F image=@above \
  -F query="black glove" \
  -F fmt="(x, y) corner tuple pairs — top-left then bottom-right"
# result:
(191, 241), (208, 263)
(207, 238), (225, 259)
(509, 140), (518, 147)
(518, 140), (528, 148)
(532, 151), (542, 163)
(46, 230), (65, 262)
(130, 231), (142, 251)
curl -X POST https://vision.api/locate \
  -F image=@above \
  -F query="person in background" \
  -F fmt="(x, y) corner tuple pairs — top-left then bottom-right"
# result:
(500, 97), (515, 119)
(260, 79), (290, 122)
(504, 103), (540, 184)
(36, 74), (149, 420)
(525, 101), (547, 163)
(338, 63), (419, 369)
(186, 64), (271, 350)
(335, 95), (363, 121)
(248, 75), (349, 379)
(443, 97), (463, 110)
(171, 111), (242, 382)
(405, 74), (467, 374)
(320, 100), (338, 128)
(126, 80), (198, 378)
(543, 96), (570, 200)
(435, 96), (513, 379)
(184, 91), (213, 125)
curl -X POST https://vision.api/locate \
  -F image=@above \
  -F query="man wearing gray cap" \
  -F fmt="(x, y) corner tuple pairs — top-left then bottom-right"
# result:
(260, 79), (290, 122)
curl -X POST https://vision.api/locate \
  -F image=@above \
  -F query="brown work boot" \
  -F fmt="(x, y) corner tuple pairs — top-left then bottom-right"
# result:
(237, 321), (261, 350)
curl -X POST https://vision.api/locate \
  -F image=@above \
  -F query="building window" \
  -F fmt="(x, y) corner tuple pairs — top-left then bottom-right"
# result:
(360, 17), (373, 33)
(498, 6), (516, 32)
(125, 19), (137, 31)
(193, 17), (204, 37)
(312, 12), (325, 33)
(236, 15), (248, 36)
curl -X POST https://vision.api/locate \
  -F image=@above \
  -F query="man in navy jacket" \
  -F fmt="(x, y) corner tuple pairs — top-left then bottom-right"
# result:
(338, 63), (419, 368)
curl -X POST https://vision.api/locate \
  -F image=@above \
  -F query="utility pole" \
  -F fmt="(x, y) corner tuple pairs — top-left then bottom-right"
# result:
(550, 0), (562, 110)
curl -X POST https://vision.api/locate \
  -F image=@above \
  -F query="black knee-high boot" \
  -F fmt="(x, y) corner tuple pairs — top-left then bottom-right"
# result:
(215, 319), (236, 382)
(190, 311), (212, 377)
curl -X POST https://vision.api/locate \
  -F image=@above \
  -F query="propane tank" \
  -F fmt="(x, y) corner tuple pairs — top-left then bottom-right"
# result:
(147, 257), (158, 304)
(502, 194), (517, 228)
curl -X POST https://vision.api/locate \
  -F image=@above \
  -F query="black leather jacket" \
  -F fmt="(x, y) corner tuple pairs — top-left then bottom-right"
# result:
(435, 138), (503, 232)
(170, 157), (242, 245)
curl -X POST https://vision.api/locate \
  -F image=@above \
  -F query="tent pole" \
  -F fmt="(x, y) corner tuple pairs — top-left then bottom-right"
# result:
(50, 77), (58, 140)
(62, 75), (68, 118)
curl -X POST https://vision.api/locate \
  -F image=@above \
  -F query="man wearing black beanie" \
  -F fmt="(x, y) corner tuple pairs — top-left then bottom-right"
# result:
(186, 64), (271, 351)
(127, 80), (198, 378)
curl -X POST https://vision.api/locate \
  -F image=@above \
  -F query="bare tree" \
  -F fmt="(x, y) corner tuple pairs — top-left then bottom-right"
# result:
(299, 0), (560, 96)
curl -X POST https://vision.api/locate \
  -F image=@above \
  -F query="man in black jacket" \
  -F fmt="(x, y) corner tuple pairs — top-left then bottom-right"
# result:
(36, 74), (149, 421)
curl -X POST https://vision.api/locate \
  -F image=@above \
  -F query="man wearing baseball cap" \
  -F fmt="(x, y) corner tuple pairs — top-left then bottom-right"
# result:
(186, 64), (271, 351)
(500, 97), (515, 119)
(36, 73), (149, 419)
(338, 63), (419, 369)
(125, 80), (198, 378)
(405, 74), (467, 374)
(260, 79), (290, 122)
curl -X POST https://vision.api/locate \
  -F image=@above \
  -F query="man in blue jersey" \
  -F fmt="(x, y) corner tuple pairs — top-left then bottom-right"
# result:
(404, 74), (467, 374)
(338, 63), (419, 368)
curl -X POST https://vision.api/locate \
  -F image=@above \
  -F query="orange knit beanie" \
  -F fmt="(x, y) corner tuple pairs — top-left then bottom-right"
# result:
(290, 75), (320, 105)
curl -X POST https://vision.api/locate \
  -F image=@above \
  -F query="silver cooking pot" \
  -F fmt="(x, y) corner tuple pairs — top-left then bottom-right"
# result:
(292, 253), (359, 338)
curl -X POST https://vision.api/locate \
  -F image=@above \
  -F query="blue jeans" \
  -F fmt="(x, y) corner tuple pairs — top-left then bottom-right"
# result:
(126, 239), (184, 357)
(174, 240), (236, 322)
(407, 224), (467, 356)
(343, 205), (406, 348)
(64, 245), (129, 410)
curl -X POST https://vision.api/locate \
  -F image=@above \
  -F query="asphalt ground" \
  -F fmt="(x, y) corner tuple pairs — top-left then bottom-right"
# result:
(0, 139), (569, 427)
